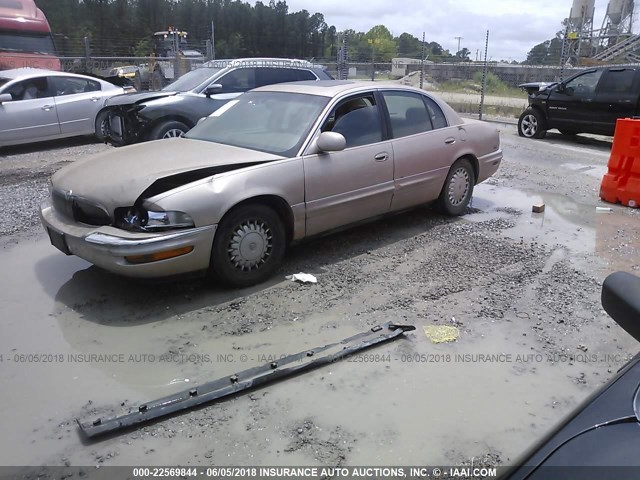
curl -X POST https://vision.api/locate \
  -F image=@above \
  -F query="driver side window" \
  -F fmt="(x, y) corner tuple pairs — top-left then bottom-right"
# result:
(5, 77), (51, 101)
(565, 70), (603, 97)
(216, 68), (256, 94)
(321, 94), (382, 148)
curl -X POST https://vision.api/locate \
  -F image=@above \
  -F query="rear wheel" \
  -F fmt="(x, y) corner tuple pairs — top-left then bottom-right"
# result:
(437, 158), (475, 216)
(210, 204), (286, 288)
(94, 109), (110, 142)
(149, 120), (190, 140)
(518, 108), (546, 139)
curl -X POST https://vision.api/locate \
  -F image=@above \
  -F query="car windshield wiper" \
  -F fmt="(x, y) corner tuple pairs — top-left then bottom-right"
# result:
(77, 322), (416, 439)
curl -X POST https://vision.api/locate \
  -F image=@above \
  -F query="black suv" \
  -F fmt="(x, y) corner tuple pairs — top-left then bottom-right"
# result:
(518, 66), (640, 139)
(105, 58), (333, 146)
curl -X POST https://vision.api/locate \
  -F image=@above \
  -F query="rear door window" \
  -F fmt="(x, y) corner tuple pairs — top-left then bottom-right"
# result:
(50, 77), (101, 96)
(256, 68), (300, 87)
(598, 69), (636, 94)
(382, 91), (433, 138)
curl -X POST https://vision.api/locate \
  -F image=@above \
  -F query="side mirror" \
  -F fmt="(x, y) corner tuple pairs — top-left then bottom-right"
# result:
(204, 84), (222, 97)
(602, 271), (640, 342)
(317, 131), (346, 152)
(0, 93), (12, 104)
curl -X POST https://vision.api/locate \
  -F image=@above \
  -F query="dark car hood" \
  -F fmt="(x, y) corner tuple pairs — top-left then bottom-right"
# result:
(52, 138), (284, 211)
(105, 90), (178, 107)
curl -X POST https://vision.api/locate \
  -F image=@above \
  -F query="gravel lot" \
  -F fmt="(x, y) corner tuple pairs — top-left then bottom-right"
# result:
(1, 125), (640, 476)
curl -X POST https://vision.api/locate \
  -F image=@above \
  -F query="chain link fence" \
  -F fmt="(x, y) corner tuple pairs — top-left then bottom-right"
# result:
(5, 30), (640, 121)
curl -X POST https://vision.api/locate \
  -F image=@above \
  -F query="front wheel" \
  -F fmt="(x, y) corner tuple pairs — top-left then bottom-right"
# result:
(518, 108), (546, 139)
(210, 204), (286, 288)
(94, 109), (110, 142)
(438, 158), (475, 216)
(149, 120), (190, 140)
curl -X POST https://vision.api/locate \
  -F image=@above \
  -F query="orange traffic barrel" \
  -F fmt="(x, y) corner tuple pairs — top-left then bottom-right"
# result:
(600, 118), (640, 208)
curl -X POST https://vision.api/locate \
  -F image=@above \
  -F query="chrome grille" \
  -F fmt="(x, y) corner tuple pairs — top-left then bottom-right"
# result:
(51, 189), (111, 226)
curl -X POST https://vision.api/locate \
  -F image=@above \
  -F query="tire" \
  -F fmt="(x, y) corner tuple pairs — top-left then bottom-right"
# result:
(94, 109), (110, 143)
(518, 108), (546, 139)
(210, 204), (286, 288)
(437, 158), (475, 216)
(149, 120), (190, 140)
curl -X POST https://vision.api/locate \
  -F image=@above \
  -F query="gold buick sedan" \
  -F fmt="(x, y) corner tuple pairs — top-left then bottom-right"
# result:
(40, 81), (502, 287)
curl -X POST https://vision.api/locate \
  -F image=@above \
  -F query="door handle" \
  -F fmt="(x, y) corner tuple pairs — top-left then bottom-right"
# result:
(41, 105), (53, 111)
(374, 152), (389, 162)
(445, 137), (456, 144)
(90, 97), (100, 102)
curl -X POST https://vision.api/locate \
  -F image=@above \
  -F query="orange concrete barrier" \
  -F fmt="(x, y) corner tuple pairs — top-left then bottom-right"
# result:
(600, 118), (640, 208)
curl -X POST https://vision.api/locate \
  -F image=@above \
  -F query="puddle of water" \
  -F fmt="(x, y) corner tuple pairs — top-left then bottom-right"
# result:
(560, 163), (608, 180)
(470, 183), (640, 272)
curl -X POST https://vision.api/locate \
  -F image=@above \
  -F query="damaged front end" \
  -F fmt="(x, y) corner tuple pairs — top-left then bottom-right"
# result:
(107, 104), (150, 147)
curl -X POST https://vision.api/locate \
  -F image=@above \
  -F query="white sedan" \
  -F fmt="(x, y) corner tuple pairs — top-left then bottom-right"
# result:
(0, 68), (125, 147)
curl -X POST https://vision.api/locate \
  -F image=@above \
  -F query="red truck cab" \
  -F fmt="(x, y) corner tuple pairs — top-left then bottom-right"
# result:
(0, 0), (60, 71)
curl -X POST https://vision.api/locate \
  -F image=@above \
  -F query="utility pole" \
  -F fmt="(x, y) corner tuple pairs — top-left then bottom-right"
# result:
(454, 36), (463, 56)
(211, 20), (215, 60)
(420, 31), (425, 89)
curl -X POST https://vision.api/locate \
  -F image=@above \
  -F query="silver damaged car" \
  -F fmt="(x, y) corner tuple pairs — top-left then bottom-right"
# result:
(0, 68), (125, 147)
(39, 81), (502, 287)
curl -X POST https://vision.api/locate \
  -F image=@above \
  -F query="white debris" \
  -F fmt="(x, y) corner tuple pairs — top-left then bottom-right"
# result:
(286, 273), (317, 284)
(596, 207), (613, 212)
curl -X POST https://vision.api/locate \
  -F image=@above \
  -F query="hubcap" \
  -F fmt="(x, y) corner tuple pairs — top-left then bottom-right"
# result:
(227, 220), (272, 271)
(448, 167), (470, 206)
(521, 114), (538, 137)
(163, 129), (185, 139)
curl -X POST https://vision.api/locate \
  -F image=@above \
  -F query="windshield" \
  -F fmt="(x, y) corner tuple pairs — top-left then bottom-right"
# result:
(162, 66), (222, 92)
(0, 78), (9, 90)
(0, 33), (56, 55)
(185, 91), (329, 156)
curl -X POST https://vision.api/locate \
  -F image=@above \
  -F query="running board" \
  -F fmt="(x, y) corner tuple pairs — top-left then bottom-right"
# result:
(77, 323), (415, 439)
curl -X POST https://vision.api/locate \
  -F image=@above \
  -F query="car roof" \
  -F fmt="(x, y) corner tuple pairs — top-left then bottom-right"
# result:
(253, 80), (426, 97)
(0, 68), (102, 82)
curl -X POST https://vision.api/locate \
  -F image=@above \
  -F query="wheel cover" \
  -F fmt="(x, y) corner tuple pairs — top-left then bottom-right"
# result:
(227, 220), (273, 271)
(99, 118), (109, 138)
(448, 167), (471, 206)
(163, 128), (185, 138)
(521, 114), (538, 137)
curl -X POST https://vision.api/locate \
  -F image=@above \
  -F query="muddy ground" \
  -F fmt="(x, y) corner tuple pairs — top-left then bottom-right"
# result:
(1, 125), (640, 476)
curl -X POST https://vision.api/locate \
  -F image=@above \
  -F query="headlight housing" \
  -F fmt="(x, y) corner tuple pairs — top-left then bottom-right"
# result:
(115, 206), (195, 232)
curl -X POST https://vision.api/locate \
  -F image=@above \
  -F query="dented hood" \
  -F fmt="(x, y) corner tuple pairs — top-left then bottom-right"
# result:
(105, 90), (177, 107)
(52, 139), (284, 210)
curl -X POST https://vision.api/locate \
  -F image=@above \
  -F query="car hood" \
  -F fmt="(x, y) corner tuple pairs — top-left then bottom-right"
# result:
(519, 82), (556, 95)
(105, 90), (178, 107)
(52, 139), (284, 211)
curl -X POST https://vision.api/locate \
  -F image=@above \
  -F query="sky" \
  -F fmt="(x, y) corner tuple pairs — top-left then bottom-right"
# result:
(281, 0), (630, 62)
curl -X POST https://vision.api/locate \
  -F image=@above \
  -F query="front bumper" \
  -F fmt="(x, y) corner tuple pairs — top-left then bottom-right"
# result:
(107, 107), (146, 147)
(40, 199), (216, 278)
